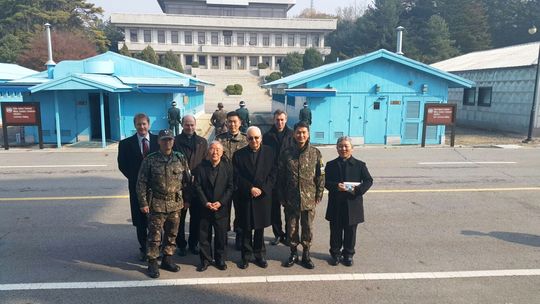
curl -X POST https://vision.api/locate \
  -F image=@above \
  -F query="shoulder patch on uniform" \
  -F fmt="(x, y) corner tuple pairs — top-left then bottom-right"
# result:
(146, 151), (159, 157)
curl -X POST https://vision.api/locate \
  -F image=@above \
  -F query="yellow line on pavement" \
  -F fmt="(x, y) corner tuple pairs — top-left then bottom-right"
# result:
(1, 187), (540, 202)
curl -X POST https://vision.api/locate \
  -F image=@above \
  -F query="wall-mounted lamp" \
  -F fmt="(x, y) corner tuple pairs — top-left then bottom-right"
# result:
(375, 84), (381, 93)
(421, 84), (428, 94)
(326, 84), (333, 89)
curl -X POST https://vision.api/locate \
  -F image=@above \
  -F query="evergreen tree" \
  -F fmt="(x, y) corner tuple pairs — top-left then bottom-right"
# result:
(119, 44), (131, 57)
(280, 52), (304, 77)
(326, 19), (359, 60)
(137, 45), (158, 65)
(483, 0), (540, 47)
(419, 15), (459, 63)
(303, 47), (324, 70)
(160, 50), (184, 73)
(0, 34), (24, 63)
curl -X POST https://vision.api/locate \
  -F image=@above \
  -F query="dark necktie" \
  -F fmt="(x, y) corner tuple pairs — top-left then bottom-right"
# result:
(142, 138), (149, 157)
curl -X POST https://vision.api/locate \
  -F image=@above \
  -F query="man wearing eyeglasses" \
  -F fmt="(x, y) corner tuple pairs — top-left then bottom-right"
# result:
(232, 126), (276, 269)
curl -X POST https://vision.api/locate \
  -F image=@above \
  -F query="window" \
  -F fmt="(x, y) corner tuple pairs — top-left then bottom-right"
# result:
(130, 29), (138, 42)
(263, 34), (270, 46)
(224, 36), (231, 45)
(185, 31), (193, 45)
(211, 56), (219, 69)
(211, 32), (219, 45)
(275, 34), (282, 46)
(237, 32), (244, 46)
(185, 55), (193, 65)
(478, 87), (492, 107)
(249, 33), (258, 46)
(249, 56), (258, 67)
(287, 34), (295, 46)
(144, 30), (151, 43)
(198, 55), (207, 66)
(312, 34), (320, 47)
(262, 56), (271, 66)
(300, 34), (307, 47)
(171, 31), (179, 44)
(157, 30), (165, 43)
(463, 88), (476, 105)
(198, 32), (206, 45)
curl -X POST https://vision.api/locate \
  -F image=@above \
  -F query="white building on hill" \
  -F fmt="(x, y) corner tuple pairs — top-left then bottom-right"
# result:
(111, 0), (336, 71)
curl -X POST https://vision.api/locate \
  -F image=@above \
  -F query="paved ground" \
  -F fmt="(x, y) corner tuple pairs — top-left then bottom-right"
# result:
(0, 146), (539, 303)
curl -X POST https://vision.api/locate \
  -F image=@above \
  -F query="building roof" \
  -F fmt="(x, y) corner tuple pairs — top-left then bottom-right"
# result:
(158, 0), (295, 10)
(0, 63), (38, 81)
(263, 49), (474, 89)
(29, 74), (132, 93)
(431, 42), (540, 72)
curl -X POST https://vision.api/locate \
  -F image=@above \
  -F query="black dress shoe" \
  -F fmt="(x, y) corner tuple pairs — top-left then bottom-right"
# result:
(215, 260), (227, 271)
(283, 251), (298, 267)
(329, 254), (340, 266)
(148, 259), (160, 279)
(177, 247), (187, 256)
(238, 259), (249, 269)
(197, 260), (209, 272)
(342, 256), (354, 267)
(254, 258), (268, 268)
(160, 255), (180, 272)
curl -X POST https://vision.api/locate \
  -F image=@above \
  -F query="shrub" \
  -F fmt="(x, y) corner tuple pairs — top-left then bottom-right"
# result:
(265, 71), (282, 83)
(191, 61), (199, 68)
(257, 62), (268, 69)
(226, 84), (243, 95)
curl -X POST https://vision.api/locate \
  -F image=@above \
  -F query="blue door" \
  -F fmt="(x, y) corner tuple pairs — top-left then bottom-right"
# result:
(349, 95), (365, 139)
(364, 96), (388, 144)
(401, 97), (443, 145)
(328, 96), (351, 144)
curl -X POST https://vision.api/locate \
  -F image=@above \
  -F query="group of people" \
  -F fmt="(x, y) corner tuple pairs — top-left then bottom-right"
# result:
(118, 104), (372, 279)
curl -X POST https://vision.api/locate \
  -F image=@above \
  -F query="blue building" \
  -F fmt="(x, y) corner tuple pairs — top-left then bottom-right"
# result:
(263, 49), (474, 145)
(0, 52), (211, 148)
(0, 63), (37, 105)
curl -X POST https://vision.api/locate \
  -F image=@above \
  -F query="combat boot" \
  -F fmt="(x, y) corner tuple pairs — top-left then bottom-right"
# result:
(301, 250), (315, 269)
(148, 259), (160, 279)
(283, 249), (298, 267)
(160, 255), (180, 272)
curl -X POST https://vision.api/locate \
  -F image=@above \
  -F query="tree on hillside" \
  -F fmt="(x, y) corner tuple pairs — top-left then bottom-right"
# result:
(280, 52), (304, 77)
(17, 30), (98, 70)
(418, 15), (459, 63)
(100, 19), (124, 53)
(296, 8), (335, 19)
(336, 2), (368, 21)
(137, 45), (159, 65)
(0, 34), (25, 63)
(160, 50), (184, 73)
(303, 47), (324, 70)
(325, 19), (359, 60)
(0, 0), (106, 60)
(354, 0), (404, 53)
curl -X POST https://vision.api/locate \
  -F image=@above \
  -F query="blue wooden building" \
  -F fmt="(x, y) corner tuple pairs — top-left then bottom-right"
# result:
(263, 49), (474, 145)
(0, 52), (212, 148)
(0, 63), (37, 105)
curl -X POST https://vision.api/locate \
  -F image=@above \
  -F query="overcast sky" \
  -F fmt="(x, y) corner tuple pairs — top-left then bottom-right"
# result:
(89, 0), (372, 18)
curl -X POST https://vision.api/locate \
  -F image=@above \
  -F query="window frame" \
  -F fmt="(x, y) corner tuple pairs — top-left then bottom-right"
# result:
(462, 88), (476, 106)
(130, 29), (138, 42)
(184, 31), (193, 45)
(478, 87), (492, 107)
(143, 30), (152, 43)
(157, 30), (165, 44)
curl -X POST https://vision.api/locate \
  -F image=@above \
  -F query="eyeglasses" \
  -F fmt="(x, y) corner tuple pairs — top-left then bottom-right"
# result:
(247, 136), (260, 141)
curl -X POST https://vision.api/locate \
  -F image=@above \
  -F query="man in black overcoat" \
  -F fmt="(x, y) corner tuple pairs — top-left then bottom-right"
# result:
(117, 113), (158, 260)
(262, 109), (295, 246)
(324, 136), (373, 267)
(174, 114), (208, 256)
(193, 141), (234, 272)
(232, 126), (275, 269)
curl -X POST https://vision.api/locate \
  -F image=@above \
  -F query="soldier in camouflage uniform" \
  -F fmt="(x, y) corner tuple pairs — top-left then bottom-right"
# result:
(278, 121), (325, 269)
(210, 102), (228, 136)
(215, 111), (248, 250)
(137, 129), (191, 278)
(236, 100), (250, 133)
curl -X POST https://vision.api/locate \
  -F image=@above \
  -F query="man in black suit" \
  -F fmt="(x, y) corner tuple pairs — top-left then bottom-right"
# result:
(193, 141), (234, 271)
(262, 109), (295, 246)
(324, 136), (373, 267)
(232, 126), (276, 269)
(174, 114), (208, 256)
(117, 113), (159, 260)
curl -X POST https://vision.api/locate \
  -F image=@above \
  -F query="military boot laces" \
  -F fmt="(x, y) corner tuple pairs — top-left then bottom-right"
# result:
(302, 250), (315, 269)
(284, 249), (299, 267)
(160, 255), (180, 272)
(148, 259), (160, 279)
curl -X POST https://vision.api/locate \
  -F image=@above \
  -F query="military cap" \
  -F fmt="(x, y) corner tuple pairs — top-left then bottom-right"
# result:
(239, 100), (245, 106)
(171, 101), (177, 106)
(218, 102), (224, 108)
(158, 129), (174, 140)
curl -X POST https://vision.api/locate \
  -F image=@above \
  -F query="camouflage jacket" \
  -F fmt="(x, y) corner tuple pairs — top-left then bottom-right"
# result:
(137, 150), (191, 213)
(216, 132), (248, 161)
(278, 143), (325, 211)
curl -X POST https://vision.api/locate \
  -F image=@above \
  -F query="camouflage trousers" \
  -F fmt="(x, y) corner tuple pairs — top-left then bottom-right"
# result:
(284, 207), (316, 251)
(147, 211), (180, 260)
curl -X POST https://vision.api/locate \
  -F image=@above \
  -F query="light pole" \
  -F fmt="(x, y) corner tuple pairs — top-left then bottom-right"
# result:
(524, 25), (540, 143)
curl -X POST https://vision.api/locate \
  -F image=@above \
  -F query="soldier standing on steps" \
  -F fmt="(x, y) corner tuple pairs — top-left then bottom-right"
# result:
(236, 100), (250, 133)
(168, 101), (181, 136)
(211, 102), (228, 136)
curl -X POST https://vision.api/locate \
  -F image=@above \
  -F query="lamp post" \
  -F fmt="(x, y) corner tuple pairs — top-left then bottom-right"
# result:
(524, 25), (540, 143)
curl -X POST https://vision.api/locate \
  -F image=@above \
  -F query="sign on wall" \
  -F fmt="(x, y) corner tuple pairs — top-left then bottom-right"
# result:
(422, 103), (457, 147)
(1, 102), (43, 149)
